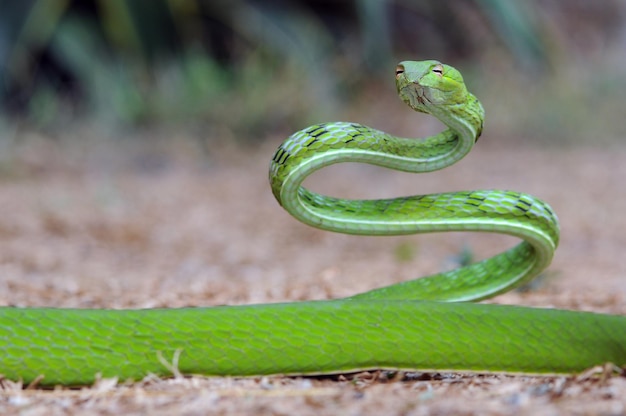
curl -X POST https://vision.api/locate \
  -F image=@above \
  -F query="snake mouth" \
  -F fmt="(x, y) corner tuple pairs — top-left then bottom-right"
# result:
(400, 83), (429, 109)
(414, 90), (426, 105)
(397, 91), (428, 115)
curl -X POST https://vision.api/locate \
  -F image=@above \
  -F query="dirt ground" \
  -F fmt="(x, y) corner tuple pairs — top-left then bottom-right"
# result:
(0, 134), (625, 415)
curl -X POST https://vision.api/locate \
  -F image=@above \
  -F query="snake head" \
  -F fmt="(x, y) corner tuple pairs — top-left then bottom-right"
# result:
(396, 60), (469, 114)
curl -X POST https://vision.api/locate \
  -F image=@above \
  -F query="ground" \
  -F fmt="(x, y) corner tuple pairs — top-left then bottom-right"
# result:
(0, 134), (624, 415)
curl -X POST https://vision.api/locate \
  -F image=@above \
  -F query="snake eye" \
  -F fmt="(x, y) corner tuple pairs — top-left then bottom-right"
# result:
(432, 64), (444, 76)
(395, 65), (405, 79)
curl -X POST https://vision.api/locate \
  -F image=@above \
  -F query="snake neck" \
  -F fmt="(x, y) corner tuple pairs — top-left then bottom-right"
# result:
(269, 90), (484, 214)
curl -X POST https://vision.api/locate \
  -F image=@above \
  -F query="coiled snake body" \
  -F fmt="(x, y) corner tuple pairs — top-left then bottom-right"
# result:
(1, 60), (625, 387)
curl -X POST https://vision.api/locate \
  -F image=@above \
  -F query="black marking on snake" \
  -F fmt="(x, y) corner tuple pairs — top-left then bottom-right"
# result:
(305, 125), (327, 138)
(272, 148), (290, 165)
(272, 148), (284, 163)
(305, 138), (319, 147)
(310, 128), (328, 139)
(348, 131), (363, 141)
(305, 125), (321, 134)
(278, 151), (290, 165)
(545, 205), (558, 222)
(515, 198), (532, 213)
(536, 201), (558, 227)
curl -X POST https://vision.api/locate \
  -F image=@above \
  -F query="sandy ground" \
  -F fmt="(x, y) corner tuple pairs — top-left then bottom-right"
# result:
(0, 135), (625, 415)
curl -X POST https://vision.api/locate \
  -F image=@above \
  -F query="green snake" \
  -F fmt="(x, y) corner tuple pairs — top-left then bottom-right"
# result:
(1, 60), (625, 387)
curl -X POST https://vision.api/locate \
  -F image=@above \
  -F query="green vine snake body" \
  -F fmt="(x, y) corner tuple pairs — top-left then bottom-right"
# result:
(1, 60), (625, 387)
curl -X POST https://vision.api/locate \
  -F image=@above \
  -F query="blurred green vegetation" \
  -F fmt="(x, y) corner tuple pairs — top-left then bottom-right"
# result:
(1, 0), (625, 144)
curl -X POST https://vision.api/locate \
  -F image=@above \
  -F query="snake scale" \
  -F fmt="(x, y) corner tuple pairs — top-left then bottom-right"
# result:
(0, 60), (624, 387)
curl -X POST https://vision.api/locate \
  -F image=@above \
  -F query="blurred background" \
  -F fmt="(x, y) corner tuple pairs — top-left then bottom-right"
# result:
(1, 0), (625, 148)
(0, 1), (625, 307)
